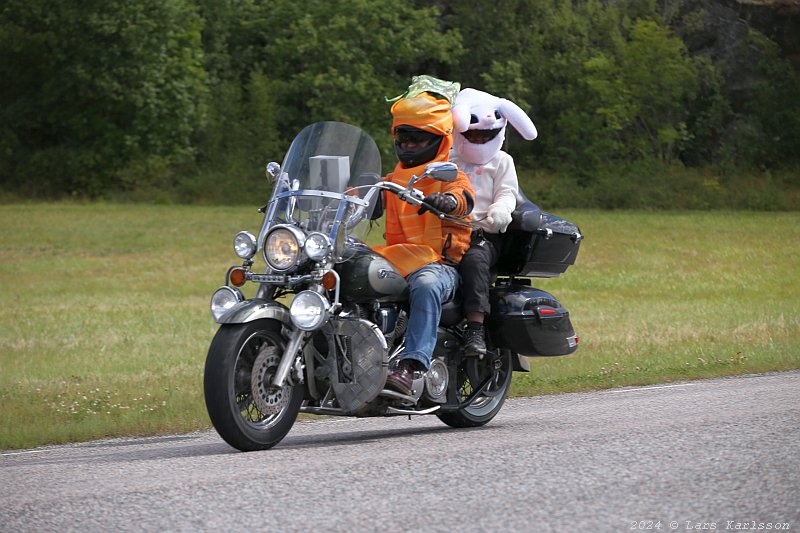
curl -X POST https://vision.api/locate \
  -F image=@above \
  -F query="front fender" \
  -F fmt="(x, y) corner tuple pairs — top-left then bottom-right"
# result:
(217, 298), (291, 326)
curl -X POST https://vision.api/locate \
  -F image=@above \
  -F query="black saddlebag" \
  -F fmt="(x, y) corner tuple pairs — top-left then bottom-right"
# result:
(488, 283), (578, 357)
(494, 194), (582, 278)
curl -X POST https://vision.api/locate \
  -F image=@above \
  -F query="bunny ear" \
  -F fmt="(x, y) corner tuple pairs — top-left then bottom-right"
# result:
(499, 99), (538, 140)
(451, 102), (471, 133)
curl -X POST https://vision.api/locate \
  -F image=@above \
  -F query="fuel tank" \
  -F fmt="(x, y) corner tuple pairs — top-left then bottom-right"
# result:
(336, 246), (408, 302)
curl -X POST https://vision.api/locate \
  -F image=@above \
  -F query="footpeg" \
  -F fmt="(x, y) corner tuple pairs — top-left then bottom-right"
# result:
(379, 388), (417, 404)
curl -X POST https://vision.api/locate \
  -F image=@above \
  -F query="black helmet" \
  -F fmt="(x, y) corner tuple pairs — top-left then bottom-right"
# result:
(394, 125), (443, 168)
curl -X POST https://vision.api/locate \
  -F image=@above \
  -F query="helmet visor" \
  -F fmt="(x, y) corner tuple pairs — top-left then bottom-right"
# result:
(395, 127), (439, 145)
(394, 126), (443, 167)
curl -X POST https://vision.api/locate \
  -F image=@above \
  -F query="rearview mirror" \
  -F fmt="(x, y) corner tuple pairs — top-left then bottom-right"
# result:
(424, 162), (458, 183)
(266, 162), (281, 181)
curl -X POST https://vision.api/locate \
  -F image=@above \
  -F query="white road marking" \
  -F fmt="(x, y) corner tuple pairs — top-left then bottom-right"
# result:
(605, 383), (698, 394)
(1, 449), (47, 457)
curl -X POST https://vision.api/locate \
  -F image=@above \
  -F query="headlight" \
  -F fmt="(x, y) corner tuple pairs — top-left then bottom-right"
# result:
(210, 286), (244, 322)
(290, 290), (330, 331)
(233, 231), (257, 259)
(264, 226), (304, 271)
(304, 232), (331, 262)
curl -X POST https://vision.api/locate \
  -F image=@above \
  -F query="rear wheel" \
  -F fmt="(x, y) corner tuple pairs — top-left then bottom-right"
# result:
(204, 319), (303, 451)
(437, 350), (513, 428)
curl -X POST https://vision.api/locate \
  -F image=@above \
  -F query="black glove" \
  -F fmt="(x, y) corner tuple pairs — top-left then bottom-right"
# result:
(418, 192), (457, 215)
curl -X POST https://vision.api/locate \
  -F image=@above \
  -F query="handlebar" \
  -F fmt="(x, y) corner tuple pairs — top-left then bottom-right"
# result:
(378, 181), (424, 204)
(373, 181), (473, 227)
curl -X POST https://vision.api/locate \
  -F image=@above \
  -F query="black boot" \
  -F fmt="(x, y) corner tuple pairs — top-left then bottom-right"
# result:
(385, 359), (415, 395)
(464, 323), (487, 357)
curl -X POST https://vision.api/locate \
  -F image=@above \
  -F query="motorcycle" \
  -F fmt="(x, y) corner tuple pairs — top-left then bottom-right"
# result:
(204, 121), (583, 451)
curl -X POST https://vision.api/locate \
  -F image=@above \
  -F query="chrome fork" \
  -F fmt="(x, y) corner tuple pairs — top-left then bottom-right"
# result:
(272, 329), (308, 388)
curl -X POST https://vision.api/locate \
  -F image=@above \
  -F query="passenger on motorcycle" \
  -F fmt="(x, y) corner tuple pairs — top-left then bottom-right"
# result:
(375, 91), (475, 395)
(450, 88), (538, 357)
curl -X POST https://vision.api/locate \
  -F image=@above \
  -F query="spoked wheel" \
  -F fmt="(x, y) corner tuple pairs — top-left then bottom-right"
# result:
(204, 319), (303, 451)
(437, 350), (513, 428)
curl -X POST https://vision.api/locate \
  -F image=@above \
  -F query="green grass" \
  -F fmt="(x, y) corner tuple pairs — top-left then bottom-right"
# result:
(510, 210), (800, 395)
(1, 204), (799, 450)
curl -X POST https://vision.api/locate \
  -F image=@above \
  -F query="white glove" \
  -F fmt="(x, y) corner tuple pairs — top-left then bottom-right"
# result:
(485, 203), (513, 233)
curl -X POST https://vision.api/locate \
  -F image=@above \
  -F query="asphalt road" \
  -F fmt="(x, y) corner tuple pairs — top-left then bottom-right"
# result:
(2, 371), (798, 532)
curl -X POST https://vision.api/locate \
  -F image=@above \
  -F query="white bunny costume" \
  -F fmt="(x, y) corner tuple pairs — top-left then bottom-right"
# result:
(452, 88), (538, 355)
(450, 88), (537, 234)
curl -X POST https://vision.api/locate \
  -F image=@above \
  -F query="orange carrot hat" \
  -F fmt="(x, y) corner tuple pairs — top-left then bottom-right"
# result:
(390, 92), (454, 138)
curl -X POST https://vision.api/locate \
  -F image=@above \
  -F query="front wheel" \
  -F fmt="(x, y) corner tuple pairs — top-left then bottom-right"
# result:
(437, 350), (513, 428)
(204, 319), (303, 451)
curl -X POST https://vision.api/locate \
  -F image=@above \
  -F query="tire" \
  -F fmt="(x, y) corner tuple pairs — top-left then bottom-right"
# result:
(436, 350), (513, 428)
(204, 319), (303, 451)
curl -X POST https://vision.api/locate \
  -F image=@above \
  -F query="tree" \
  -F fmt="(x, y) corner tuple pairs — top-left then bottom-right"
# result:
(191, 0), (463, 180)
(720, 29), (800, 170)
(0, 0), (206, 196)
(444, 0), (634, 171)
(584, 18), (699, 163)
(254, 0), (462, 161)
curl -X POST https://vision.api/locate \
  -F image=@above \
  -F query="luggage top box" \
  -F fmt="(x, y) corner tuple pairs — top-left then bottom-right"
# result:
(494, 194), (583, 278)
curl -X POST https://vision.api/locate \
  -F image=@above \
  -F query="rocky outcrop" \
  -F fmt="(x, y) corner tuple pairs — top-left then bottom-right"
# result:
(728, 0), (800, 65)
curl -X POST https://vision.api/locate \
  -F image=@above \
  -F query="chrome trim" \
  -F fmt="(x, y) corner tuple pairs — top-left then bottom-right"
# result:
(273, 189), (369, 206)
(210, 286), (245, 322)
(289, 290), (331, 331)
(266, 162), (281, 179)
(262, 225), (306, 272)
(248, 272), (319, 285)
(299, 404), (441, 416)
(233, 231), (257, 259)
(326, 269), (341, 308)
(249, 273), (289, 284)
(386, 405), (440, 416)
(215, 299), (291, 325)
(378, 389), (417, 403)
(304, 232), (332, 262)
(272, 329), (307, 388)
(300, 406), (349, 416)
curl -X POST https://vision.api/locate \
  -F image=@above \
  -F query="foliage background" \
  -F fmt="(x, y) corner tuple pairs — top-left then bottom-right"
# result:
(1, 0), (798, 208)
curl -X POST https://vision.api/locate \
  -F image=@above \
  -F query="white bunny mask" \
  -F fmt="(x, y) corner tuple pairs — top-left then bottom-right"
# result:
(452, 88), (537, 166)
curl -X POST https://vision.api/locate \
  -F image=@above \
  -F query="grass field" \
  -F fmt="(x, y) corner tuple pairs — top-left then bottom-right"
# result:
(1, 203), (798, 450)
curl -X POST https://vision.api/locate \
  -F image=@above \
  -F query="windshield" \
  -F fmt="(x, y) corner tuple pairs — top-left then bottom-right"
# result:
(261, 122), (381, 259)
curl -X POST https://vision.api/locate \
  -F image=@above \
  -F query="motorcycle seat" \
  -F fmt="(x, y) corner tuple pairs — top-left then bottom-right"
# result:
(439, 291), (463, 327)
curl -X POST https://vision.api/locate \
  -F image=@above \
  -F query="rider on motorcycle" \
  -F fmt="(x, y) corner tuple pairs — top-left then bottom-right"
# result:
(375, 91), (475, 395)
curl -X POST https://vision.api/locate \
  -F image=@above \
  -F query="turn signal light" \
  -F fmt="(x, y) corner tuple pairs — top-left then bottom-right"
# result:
(322, 271), (337, 290)
(229, 267), (247, 287)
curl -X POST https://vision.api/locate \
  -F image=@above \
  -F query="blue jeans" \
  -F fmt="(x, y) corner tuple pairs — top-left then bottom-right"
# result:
(401, 262), (460, 370)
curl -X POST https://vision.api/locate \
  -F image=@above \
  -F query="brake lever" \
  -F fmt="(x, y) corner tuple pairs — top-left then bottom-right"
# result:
(383, 182), (463, 223)
(396, 187), (425, 206)
(417, 200), (446, 218)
